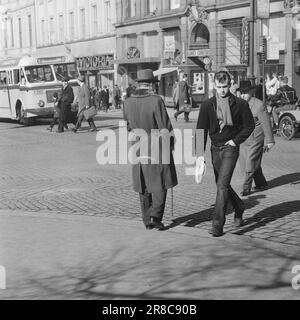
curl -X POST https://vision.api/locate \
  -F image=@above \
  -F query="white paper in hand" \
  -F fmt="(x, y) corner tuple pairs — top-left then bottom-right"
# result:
(195, 156), (206, 184)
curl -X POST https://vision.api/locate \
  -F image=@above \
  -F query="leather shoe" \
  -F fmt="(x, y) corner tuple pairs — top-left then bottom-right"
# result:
(253, 185), (268, 192)
(147, 217), (165, 231)
(174, 113), (178, 122)
(72, 128), (78, 133)
(234, 217), (244, 228)
(209, 227), (224, 237)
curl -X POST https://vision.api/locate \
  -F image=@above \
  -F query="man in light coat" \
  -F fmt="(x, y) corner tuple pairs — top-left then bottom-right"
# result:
(239, 83), (275, 196)
(123, 69), (178, 230)
(72, 76), (97, 133)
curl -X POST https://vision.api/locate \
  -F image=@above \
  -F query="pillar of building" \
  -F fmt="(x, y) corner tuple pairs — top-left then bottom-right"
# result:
(284, 11), (294, 85)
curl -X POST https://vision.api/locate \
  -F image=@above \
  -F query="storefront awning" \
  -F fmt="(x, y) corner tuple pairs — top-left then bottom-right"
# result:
(153, 67), (179, 77)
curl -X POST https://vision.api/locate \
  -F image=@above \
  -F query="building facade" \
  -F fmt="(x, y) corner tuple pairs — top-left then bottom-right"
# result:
(0, 0), (117, 89)
(115, 0), (299, 105)
(0, 0), (37, 58)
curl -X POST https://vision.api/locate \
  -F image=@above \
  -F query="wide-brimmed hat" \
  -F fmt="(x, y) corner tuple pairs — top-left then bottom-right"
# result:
(78, 75), (85, 82)
(238, 80), (256, 93)
(136, 69), (159, 83)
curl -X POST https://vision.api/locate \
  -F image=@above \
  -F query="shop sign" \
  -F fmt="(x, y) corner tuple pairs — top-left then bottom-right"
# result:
(187, 49), (210, 57)
(164, 36), (175, 52)
(257, 0), (270, 19)
(267, 36), (280, 60)
(127, 47), (140, 59)
(76, 55), (114, 71)
(241, 18), (250, 65)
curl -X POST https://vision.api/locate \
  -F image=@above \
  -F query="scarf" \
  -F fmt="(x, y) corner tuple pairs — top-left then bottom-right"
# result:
(216, 94), (233, 131)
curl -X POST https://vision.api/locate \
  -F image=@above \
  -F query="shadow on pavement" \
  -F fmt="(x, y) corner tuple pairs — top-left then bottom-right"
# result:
(166, 195), (266, 230)
(234, 200), (300, 236)
(266, 173), (300, 189)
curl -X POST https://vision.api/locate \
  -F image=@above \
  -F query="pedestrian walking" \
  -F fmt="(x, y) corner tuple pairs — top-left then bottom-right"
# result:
(174, 73), (192, 122)
(47, 92), (60, 132)
(102, 86), (110, 112)
(58, 77), (74, 133)
(72, 76), (97, 133)
(196, 71), (255, 237)
(239, 82), (275, 196)
(123, 69), (178, 230)
(172, 79), (179, 111)
(113, 85), (121, 109)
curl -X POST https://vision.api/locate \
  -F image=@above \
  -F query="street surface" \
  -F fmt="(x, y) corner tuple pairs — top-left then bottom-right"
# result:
(0, 109), (299, 300)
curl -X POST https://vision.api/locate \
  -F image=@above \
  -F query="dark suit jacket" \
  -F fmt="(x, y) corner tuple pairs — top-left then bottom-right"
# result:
(60, 84), (74, 121)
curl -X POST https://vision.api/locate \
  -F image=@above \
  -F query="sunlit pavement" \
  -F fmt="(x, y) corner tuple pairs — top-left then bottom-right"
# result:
(0, 109), (299, 300)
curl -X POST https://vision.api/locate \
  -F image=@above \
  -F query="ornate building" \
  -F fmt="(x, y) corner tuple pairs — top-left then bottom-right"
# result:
(115, 0), (298, 105)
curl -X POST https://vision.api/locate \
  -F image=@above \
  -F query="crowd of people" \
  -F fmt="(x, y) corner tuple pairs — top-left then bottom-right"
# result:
(123, 68), (299, 237)
(47, 78), (124, 133)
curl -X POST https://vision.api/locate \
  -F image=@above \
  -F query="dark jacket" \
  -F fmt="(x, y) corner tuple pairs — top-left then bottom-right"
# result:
(60, 84), (74, 122)
(123, 89), (178, 193)
(178, 80), (190, 107)
(197, 94), (255, 150)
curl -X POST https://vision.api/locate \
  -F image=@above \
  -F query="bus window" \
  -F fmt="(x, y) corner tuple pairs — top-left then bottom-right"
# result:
(0, 71), (7, 86)
(54, 63), (79, 81)
(25, 66), (54, 83)
(13, 69), (20, 85)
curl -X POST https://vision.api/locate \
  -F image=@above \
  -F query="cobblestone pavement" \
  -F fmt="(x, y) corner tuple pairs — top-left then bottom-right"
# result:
(0, 109), (299, 250)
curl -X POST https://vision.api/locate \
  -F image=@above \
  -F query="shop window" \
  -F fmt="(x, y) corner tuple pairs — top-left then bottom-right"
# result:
(224, 22), (242, 66)
(190, 23), (210, 49)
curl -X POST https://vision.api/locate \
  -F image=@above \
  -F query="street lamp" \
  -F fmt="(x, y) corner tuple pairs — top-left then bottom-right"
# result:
(248, 0), (256, 85)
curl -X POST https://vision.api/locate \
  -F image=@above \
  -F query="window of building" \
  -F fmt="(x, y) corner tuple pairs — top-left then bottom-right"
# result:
(224, 22), (242, 66)
(49, 17), (55, 44)
(10, 18), (14, 48)
(69, 11), (75, 40)
(190, 23), (210, 48)
(127, 0), (136, 18)
(147, 0), (157, 14)
(92, 5), (98, 36)
(80, 8), (85, 38)
(170, 0), (180, 10)
(18, 18), (22, 48)
(104, 0), (111, 33)
(28, 15), (33, 47)
(59, 14), (64, 43)
(41, 19), (46, 45)
(262, 17), (286, 51)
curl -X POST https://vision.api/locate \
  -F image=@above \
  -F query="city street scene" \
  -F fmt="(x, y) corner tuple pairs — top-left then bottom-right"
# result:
(0, 0), (300, 303)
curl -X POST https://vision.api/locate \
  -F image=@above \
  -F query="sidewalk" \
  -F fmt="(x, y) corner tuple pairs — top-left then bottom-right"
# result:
(0, 210), (299, 300)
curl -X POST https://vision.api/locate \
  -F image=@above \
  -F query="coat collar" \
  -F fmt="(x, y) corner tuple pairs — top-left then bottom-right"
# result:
(131, 88), (155, 98)
(211, 93), (236, 108)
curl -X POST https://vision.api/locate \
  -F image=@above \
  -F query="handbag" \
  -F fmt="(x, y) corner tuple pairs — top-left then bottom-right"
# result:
(83, 106), (97, 120)
(195, 156), (206, 184)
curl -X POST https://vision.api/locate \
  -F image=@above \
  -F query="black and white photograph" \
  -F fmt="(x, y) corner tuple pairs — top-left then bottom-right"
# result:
(0, 0), (300, 306)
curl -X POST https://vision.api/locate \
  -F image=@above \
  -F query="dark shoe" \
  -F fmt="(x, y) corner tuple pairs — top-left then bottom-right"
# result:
(240, 190), (251, 197)
(209, 227), (224, 237)
(90, 128), (97, 132)
(147, 217), (165, 231)
(72, 128), (78, 133)
(55, 130), (64, 133)
(234, 207), (245, 228)
(234, 217), (244, 228)
(174, 113), (178, 122)
(253, 185), (268, 192)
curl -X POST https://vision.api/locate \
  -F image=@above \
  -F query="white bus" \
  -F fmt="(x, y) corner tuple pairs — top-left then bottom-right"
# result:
(0, 53), (80, 125)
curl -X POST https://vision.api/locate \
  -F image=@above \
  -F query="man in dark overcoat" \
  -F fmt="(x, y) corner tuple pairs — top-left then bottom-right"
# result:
(58, 77), (74, 133)
(123, 69), (178, 230)
(174, 73), (191, 122)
